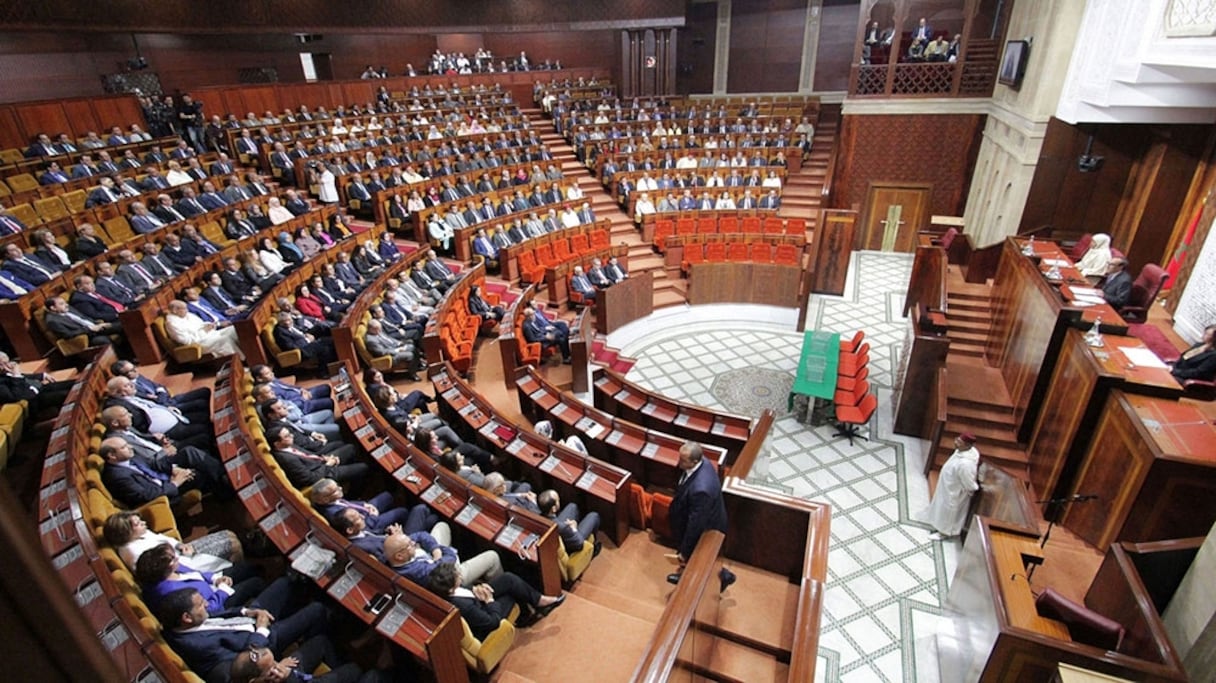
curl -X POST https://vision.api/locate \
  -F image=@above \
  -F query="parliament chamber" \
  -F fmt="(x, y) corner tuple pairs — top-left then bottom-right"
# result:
(1, 1), (1216, 682)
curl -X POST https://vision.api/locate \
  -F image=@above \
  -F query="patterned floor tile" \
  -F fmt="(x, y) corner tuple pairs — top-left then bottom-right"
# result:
(611, 251), (955, 682)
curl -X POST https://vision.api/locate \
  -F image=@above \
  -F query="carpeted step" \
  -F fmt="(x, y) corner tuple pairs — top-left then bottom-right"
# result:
(654, 290), (688, 308)
(678, 630), (790, 683)
(570, 578), (666, 624)
(610, 358), (637, 373)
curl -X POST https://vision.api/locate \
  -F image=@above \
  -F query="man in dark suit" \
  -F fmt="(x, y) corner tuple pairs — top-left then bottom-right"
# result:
(267, 424), (367, 489)
(111, 359), (211, 418)
(70, 275), (123, 321)
(219, 258), (261, 303)
(310, 478), (439, 535)
(522, 307), (570, 363)
(151, 194), (188, 224)
(428, 561), (565, 641)
(159, 585), (329, 683)
(666, 441), (736, 592)
(3, 243), (58, 284)
(272, 313), (338, 365)
(93, 261), (140, 305)
(85, 177), (122, 208)
(0, 352), (73, 417)
(100, 406), (229, 500)
(99, 437), (199, 507)
(251, 364), (333, 414)
(1101, 257), (1134, 309)
(25, 133), (57, 158)
(43, 296), (118, 347)
(176, 189), (209, 218)
(104, 375), (212, 448)
(197, 181), (230, 211)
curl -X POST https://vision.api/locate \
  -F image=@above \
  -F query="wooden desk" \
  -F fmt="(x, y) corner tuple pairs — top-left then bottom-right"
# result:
(1028, 329), (1183, 517)
(986, 238), (1130, 440)
(594, 268), (652, 335)
(1062, 391), (1216, 552)
(686, 262), (802, 307)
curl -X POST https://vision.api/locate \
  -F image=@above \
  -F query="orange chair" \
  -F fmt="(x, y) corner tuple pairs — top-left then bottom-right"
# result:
(838, 343), (869, 378)
(719, 216), (739, 234)
(749, 242), (773, 263)
(682, 244), (706, 273)
(552, 238), (573, 263)
(785, 217), (806, 236)
(835, 392), (877, 445)
(534, 242), (559, 268)
(696, 216), (717, 234)
(836, 366), (868, 393)
(590, 229), (609, 250)
(840, 331), (865, 355)
(517, 250), (545, 284)
(763, 217), (784, 235)
(569, 232), (592, 256)
(676, 217), (696, 237)
(741, 216), (761, 234)
(834, 379), (869, 408)
(726, 242), (749, 262)
(774, 243), (800, 266)
(705, 242), (727, 263)
(653, 219), (675, 252)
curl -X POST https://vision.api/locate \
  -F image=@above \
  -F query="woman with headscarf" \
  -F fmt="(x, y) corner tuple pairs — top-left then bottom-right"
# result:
(1075, 232), (1113, 278)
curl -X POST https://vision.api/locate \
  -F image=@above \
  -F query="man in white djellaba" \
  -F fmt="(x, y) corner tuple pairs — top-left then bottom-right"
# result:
(924, 433), (980, 539)
(163, 299), (243, 359)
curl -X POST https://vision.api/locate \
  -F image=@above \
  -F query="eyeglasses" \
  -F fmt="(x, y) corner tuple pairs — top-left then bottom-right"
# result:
(247, 646), (262, 662)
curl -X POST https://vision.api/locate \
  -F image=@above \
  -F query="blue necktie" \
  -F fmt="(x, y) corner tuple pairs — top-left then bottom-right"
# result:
(130, 459), (168, 483)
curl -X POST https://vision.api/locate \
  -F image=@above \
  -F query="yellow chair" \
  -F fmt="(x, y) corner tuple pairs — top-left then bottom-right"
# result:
(152, 315), (205, 364)
(34, 195), (70, 223)
(62, 188), (88, 214)
(5, 173), (39, 194)
(459, 604), (520, 674)
(33, 306), (94, 359)
(558, 538), (596, 584)
(9, 202), (40, 226)
(0, 148), (24, 165)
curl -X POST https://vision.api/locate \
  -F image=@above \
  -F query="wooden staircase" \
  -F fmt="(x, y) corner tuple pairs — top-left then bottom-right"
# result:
(776, 107), (839, 241)
(928, 275), (1030, 479)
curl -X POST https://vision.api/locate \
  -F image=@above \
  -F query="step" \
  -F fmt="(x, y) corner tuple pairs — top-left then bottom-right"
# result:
(942, 419), (1020, 446)
(654, 290), (688, 308)
(678, 630), (789, 683)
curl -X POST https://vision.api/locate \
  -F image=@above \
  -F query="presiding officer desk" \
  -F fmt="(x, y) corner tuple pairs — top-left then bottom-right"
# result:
(941, 517), (1186, 683)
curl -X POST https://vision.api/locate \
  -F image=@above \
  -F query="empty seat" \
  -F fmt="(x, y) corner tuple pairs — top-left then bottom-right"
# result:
(726, 242), (749, 262)
(774, 243), (800, 266)
(704, 242), (727, 263)
(763, 217), (784, 235)
(834, 392), (877, 445)
(696, 216), (717, 234)
(749, 242), (773, 263)
(719, 216), (739, 234)
(785, 217), (806, 236)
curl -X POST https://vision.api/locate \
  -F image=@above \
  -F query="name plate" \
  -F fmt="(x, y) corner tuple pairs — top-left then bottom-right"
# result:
(75, 579), (104, 607)
(505, 438), (528, 455)
(355, 424), (376, 440)
(52, 543), (84, 570)
(224, 451), (252, 472)
(328, 566), (363, 600)
(376, 602), (416, 638)
(673, 413), (691, 427)
(455, 502), (482, 526)
(238, 477), (268, 501)
(539, 454), (562, 473)
(39, 479), (67, 500)
(394, 461), (417, 481)
(641, 442), (660, 459)
(551, 402), (569, 417)
(529, 388), (548, 401)
(258, 506), (292, 534)
(371, 443), (394, 461)
(458, 402), (479, 416)
(442, 387), (461, 401)
(576, 470), (600, 491)
(100, 622), (131, 652)
(421, 484), (449, 504)
(640, 402), (658, 416)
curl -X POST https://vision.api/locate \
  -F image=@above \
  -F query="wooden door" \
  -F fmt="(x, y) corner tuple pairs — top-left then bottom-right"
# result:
(859, 182), (932, 252)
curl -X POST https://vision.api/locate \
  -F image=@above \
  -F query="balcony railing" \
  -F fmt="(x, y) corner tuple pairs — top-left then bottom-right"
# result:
(849, 38), (998, 98)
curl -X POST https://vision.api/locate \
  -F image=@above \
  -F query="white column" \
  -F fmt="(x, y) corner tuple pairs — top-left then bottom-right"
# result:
(799, 0), (823, 93)
(714, 0), (731, 95)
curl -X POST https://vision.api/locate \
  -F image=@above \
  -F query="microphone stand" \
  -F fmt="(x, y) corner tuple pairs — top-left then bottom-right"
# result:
(1027, 494), (1098, 582)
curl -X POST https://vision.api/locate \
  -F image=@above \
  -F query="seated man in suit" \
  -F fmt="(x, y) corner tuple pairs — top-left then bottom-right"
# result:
(158, 585), (330, 683)
(605, 256), (628, 283)
(251, 364), (333, 414)
(2, 242), (59, 285)
(586, 258), (613, 288)
(382, 519), (504, 588)
(39, 161), (70, 185)
(329, 507), (446, 564)
(1100, 257), (1133, 309)
(429, 561), (564, 640)
(522, 307), (571, 364)
(0, 352), (73, 418)
(1171, 324), (1216, 382)
(85, 176), (122, 208)
(267, 424), (368, 489)
(228, 640), (391, 683)
(43, 296), (119, 348)
(537, 489), (600, 554)
(101, 406), (229, 499)
(272, 312), (339, 366)
(99, 437), (206, 508)
(111, 359), (211, 419)
(69, 275), (123, 325)
(115, 249), (164, 297)
(362, 319), (422, 379)
(569, 265), (597, 302)
(104, 375), (213, 447)
(310, 478), (439, 536)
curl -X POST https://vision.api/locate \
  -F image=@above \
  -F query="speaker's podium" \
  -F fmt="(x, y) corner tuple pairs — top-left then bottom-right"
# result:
(939, 517), (1186, 683)
(594, 270), (653, 335)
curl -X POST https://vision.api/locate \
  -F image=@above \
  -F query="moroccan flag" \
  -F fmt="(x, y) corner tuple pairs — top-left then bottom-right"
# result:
(1165, 208), (1202, 291)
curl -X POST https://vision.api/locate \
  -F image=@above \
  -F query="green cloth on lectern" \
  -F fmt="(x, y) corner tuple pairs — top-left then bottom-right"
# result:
(788, 330), (840, 408)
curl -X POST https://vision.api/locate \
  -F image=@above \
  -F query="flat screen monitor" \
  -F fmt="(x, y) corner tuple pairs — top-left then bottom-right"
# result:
(999, 39), (1030, 89)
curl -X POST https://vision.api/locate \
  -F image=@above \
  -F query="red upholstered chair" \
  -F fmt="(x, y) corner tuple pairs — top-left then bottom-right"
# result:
(719, 216), (739, 234)
(749, 242), (773, 263)
(682, 244), (706, 273)
(836, 366), (868, 393)
(696, 216), (718, 234)
(1069, 233), (1094, 261)
(1119, 263), (1168, 323)
(704, 242), (727, 263)
(1035, 588), (1125, 652)
(517, 250), (544, 285)
(763, 217), (784, 235)
(834, 379), (869, 407)
(726, 242), (749, 262)
(834, 392), (877, 445)
(590, 228), (610, 250)
(840, 331), (865, 354)
(741, 216), (761, 234)
(785, 217), (806, 236)
(534, 242), (559, 268)
(676, 217), (696, 237)
(933, 227), (958, 250)
(838, 343), (869, 378)
(653, 219), (675, 252)
(774, 243), (800, 266)
(552, 238), (573, 263)
(569, 232), (592, 256)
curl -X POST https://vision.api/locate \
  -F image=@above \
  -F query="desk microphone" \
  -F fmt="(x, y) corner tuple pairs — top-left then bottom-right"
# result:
(1069, 494), (1099, 502)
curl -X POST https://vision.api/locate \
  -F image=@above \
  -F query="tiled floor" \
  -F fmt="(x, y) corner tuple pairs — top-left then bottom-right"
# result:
(606, 251), (959, 683)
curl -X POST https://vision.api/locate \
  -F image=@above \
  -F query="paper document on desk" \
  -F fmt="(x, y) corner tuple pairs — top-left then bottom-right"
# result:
(1072, 293), (1106, 305)
(1070, 286), (1103, 297)
(1042, 258), (1071, 267)
(1120, 347), (1168, 368)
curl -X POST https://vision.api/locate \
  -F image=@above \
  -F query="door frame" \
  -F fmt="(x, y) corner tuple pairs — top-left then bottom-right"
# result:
(858, 181), (934, 251)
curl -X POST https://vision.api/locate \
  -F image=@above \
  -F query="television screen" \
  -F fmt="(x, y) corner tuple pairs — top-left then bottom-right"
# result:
(999, 40), (1030, 89)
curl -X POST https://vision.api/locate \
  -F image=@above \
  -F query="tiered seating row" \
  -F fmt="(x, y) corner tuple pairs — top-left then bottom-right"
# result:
(645, 212), (806, 247)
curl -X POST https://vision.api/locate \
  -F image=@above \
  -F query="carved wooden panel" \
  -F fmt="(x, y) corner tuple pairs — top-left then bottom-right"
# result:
(837, 113), (983, 217)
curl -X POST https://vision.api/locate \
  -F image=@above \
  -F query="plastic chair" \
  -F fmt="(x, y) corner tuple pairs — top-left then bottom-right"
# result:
(834, 393), (877, 445)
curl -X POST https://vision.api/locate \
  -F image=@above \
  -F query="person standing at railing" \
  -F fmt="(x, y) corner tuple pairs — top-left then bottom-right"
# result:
(666, 441), (737, 593)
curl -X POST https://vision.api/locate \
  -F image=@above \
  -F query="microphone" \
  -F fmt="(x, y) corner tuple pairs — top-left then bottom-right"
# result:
(1070, 494), (1099, 502)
